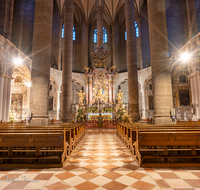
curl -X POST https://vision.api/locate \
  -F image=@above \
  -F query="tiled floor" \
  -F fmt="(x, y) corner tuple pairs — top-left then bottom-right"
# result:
(0, 133), (200, 190)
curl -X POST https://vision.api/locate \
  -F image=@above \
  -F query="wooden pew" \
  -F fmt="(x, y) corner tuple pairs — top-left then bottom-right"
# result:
(135, 125), (200, 167)
(0, 128), (67, 168)
(0, 120), (26, 126)
(177, 119), (200, 126)
(0, 123), (85, 168)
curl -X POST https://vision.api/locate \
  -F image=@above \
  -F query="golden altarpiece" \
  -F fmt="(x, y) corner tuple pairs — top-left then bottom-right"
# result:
(82, 43), (118, 120)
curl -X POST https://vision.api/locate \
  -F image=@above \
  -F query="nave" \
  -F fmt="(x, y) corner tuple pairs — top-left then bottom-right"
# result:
(0, 133), (200, 190)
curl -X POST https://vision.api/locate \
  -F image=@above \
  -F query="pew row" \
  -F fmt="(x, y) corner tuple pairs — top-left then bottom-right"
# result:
(117, 122), (200, 167)
(135, 125), (200, 167)
(0, 123), (85, 168)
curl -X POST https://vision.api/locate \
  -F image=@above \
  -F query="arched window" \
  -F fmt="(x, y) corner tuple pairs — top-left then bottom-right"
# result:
(125, 21), (139, 40)
(62, 25), (64, 38)
(135, 21), (139, 37)
(94, 27), (107, 43)
(94, 29), (97, 43)
(73, 26), (76, 41)
(62, 25), (76, 41)
(103, 27), (107, 43)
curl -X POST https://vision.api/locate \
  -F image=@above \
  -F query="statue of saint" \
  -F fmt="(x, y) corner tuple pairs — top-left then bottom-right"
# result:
(117, 89), (124, 104)
(77, 90), (85, 105)
(96, 88), (103, 101)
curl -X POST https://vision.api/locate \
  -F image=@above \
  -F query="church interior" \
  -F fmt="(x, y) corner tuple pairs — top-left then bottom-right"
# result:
(0, 0), (200, 189)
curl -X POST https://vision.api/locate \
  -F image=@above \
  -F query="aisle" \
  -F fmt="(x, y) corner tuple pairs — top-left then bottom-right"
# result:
(0, 133), (200, 190)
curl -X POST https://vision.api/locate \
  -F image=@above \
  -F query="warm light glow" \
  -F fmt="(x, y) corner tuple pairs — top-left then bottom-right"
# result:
(14, 58), (23, 65)
(180, 52), (191, 62)
(25, 82), (32, 87)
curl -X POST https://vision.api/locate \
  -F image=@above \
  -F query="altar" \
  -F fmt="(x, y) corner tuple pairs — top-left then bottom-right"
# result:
(75, 40), (129, 125)
(79, 40), (118, 122)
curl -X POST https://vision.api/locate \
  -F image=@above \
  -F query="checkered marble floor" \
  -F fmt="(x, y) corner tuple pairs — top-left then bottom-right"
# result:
(0, 133), (200, 190)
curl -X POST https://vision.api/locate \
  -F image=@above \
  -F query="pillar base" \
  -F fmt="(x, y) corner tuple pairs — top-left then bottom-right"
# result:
(153, 116), (173, 125)
(30, 115), (49, 126)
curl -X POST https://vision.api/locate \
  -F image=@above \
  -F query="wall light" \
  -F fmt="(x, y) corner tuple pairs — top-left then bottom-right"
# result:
(25, 82), (32, 87)
(180, 52), (191, 62)
(14, 58), (23, 65)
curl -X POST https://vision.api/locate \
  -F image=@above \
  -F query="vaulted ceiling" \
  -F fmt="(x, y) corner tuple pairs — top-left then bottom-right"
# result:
(56, 0), (145, 25)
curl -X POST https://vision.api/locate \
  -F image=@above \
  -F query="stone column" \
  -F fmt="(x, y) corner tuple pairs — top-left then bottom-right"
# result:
(86, 80), (89, 105)
(112, 25), (116, 66)
(147, 0), (173, 124)
(186, 0), (197, 39)
(0, 76), (4, 121)
(97, 0), (104, 47)
(125, 0), (140, 122)
(142, 91), (146, 119)
(30, 0), (53, 125)
(2, 78), (8, 121)
(136, 17), (143, 70)
(58, 19), (63, 70)
(197, 75), (200, 119)
(190, 77), (198, 119)
(57, 91), (61, 120)
(61, 0), (74, 122)
(81, 24), (89, 69)
(5, 78), (11, 121)
(108, 75), (112, 103)
(89, 75), (93, 105)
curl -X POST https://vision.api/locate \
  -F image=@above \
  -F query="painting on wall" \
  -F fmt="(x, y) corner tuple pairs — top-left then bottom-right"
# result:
(179, 89), (190, 106)
(15, 76), (22, 83)
(148, 96), (154, 110)
(10, 94), (23, 121)
(11, 94), (23, 110)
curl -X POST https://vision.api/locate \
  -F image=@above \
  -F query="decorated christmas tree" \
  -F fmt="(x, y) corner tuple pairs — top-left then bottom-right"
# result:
(116, 104), (125, 122)
(75, 105), (85, 123)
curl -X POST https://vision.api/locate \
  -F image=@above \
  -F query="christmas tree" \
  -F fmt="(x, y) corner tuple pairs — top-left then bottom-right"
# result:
(75, 105), (85, 123)
(116, 104), (125, 122)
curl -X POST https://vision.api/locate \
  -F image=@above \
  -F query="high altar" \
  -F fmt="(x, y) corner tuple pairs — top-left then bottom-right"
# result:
(83, 43), (118, 120)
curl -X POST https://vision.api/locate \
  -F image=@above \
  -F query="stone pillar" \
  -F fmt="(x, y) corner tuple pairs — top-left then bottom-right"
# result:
(58, 19), (63, 70)
(191, 76), (198, 119)
(2, 78), (8, 121)
(57, 91), (61, 120)
(147, 0), (173, 124)
(112, 80), (115, 103)
(197, 75), (200, 119)
(112, 25), (116, 66)
(0, 76), (4, 121)
(136, 17), (143, 70)
(30, 0), (53, 125)
(5, 78), (11, 121)
(108, 75), (112, 103)
(97, 0), (104, 47)
(89, 75), (93, 105)
(186, 0), (197, 39)
(61, 0), (74, 122)
(86, 80), (89, 104)
(142, 91), (146, 119)
(125, 0), (140, 122)
(81, 24), (89, 69)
